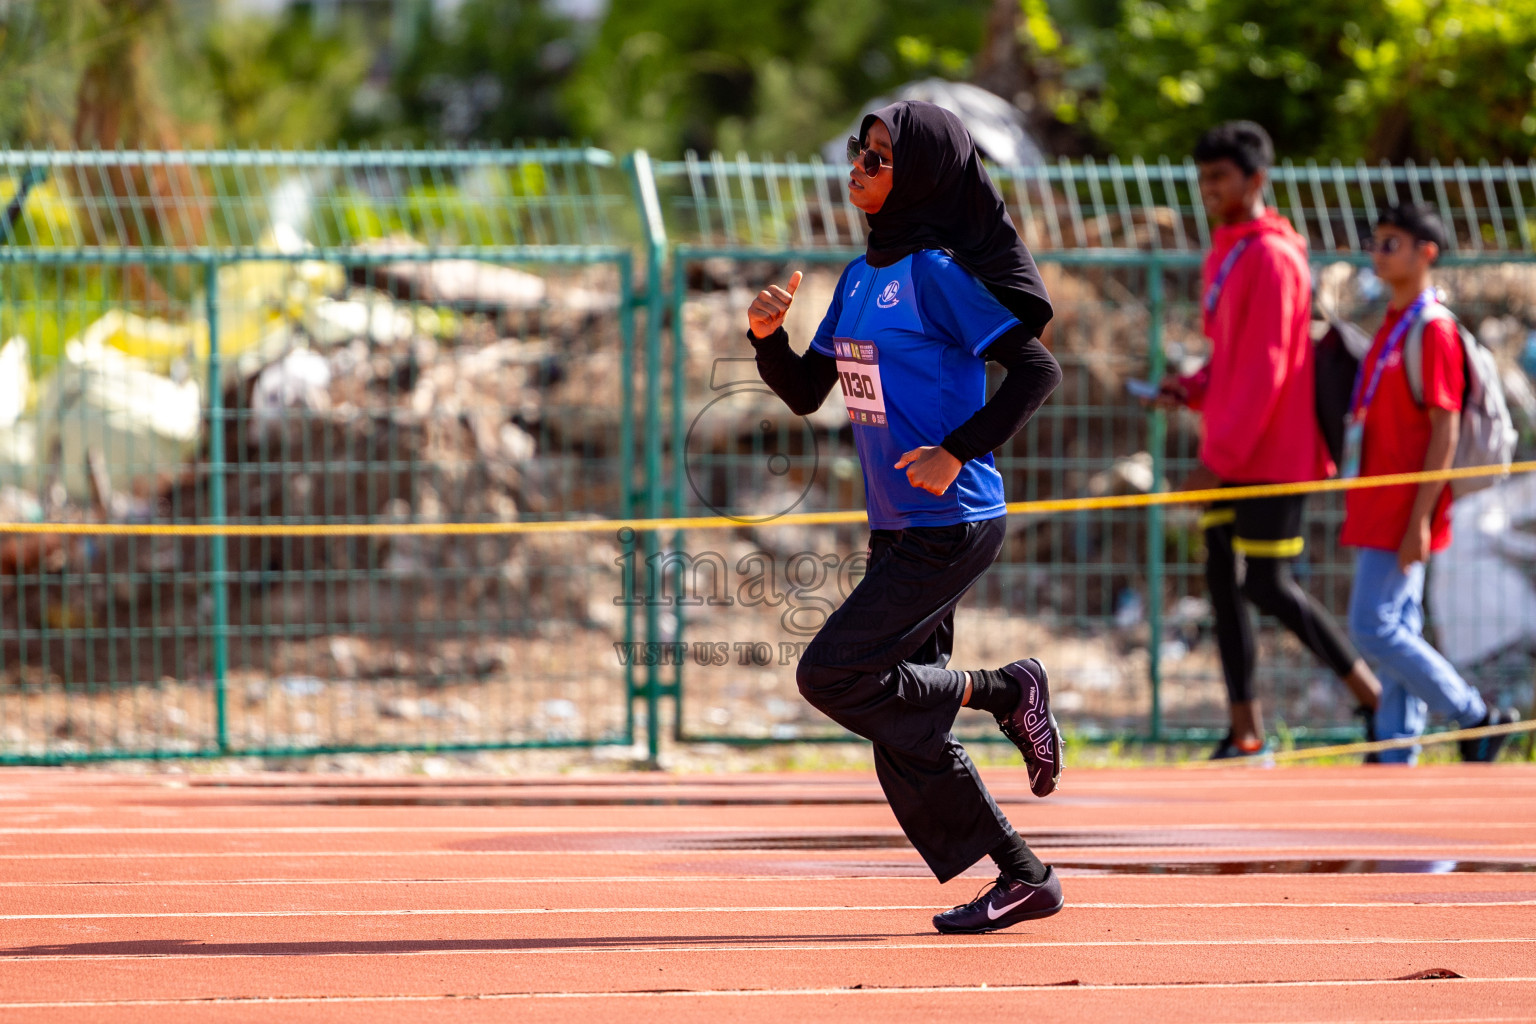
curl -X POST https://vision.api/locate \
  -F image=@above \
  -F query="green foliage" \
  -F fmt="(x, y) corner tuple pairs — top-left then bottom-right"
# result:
(9, 0), (1536, 167)
(373, 0), (578, 144)
(0, 2), (101, 145)
(320, 165), (551, 249)
(0, 266), (117, 372)
(327, 189), (405, 247)
(1075, 0), (1536, 162)
(0, 0), (215, 148)
(0, 1), (365, 149)
(202, 7), (373, 147)
(562, 0), (992, 157)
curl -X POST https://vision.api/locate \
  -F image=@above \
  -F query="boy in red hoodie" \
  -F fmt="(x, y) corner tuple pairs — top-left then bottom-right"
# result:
(1159, 121), (1381, 758)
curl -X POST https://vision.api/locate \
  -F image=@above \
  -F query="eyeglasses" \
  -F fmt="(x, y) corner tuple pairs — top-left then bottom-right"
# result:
(846, 137), (890, 177)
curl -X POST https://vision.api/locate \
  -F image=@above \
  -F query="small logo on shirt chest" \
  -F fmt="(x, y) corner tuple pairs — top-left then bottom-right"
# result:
(1384, 351), (1402, 368)
(876, 281), (901, 308)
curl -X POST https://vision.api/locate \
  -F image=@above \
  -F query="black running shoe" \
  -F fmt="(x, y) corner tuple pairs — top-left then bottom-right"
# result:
(1460, 708), (1521, 763)
(933, 867), (1064, 934)
(998, 658), (1062, 797)
(1207, 731), (1271, 760)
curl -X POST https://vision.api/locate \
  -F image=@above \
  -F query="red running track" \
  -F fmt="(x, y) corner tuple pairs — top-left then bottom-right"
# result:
(1, 765), (1533, 1023)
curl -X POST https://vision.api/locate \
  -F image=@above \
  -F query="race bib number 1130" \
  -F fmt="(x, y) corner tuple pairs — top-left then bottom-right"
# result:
(832, 338), (887, 428)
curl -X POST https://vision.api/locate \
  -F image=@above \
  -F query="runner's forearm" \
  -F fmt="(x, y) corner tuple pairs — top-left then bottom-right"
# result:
(940, 328), (1061, 463)
(749, 327), (839, 415)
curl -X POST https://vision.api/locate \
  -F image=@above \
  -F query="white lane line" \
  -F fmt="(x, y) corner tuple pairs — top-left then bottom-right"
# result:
(84, 794), (1527, 806)
(8, 827), (861, 835)
(2, 876), (955, 886)
(9, 797), (1536, 812)
(11, 778), (1534, 789)
(13, 801), (1536, 816)
(0, 851), (890, 860)
(5, 846), (1532, 857)
(0, 876), (944, 886)
(6, 787), (1532, 803)
(0, 906), (946, 920)
(8, 777), (1534, 790)
(2, 875), (1531, 900)
(4, 848), (1535, 863)
(4, 819), (1535, 834)
(1213, 1019), (1531, 1024)
(11, 777), (1536, 791)
(2, 975), (1534, 1008)
(1, 938), (1531, 966)
(4, 900), (1534, 921)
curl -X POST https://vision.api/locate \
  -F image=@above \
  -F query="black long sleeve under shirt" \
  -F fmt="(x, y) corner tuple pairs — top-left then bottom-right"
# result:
(748, 323), (1061, 462)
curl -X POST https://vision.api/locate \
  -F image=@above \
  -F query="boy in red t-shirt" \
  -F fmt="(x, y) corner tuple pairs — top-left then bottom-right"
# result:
(1343, 203), (1515, 763)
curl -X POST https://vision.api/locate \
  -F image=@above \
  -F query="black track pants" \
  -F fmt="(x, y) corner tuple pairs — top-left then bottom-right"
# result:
(794, 516), (1013, 883)
(1202, 493), (1359, 706)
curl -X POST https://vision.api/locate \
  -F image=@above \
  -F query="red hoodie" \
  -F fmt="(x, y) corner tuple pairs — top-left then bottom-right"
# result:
(1178, 210), (1333, 484)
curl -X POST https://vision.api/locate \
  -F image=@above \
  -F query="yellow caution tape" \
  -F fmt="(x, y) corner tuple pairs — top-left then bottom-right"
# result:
(1188, 716), (1535, 767)
(1, 460), (1533, 537)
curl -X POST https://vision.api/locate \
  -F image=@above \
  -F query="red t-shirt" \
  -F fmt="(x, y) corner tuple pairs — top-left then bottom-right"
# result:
(1340, 308), (1465, 552)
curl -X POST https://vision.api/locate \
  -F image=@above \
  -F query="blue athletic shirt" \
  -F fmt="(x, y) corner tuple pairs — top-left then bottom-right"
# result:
(810, 250), (1020, 530)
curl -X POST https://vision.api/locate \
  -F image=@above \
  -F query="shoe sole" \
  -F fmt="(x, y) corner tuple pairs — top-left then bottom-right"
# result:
(1209, 744), (1272, 761)
(1011, 658), (1062, 798)
(932, 898), (1065, 934)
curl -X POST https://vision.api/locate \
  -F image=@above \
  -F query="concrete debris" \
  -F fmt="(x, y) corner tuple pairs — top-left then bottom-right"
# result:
(0, 338), (32, 487)
(500, 422), (537, 460)
(76, 309), (201, 370)
(0, 337), (30, 429)
(355, 236), (547, 310)
(251, 347), (332, 442)
(35, 337), (201, 500)
(305, 295), (422, 346)
(1088, 451), (1155, 496)
(1429, 472), (1536, 668)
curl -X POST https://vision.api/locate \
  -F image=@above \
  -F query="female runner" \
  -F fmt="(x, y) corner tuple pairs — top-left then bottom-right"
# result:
(746, 100), (1066, 933)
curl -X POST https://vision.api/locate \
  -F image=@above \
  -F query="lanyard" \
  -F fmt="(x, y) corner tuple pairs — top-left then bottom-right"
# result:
(1348, 288), (1436, 416)
(1203, 237), (1252, 315)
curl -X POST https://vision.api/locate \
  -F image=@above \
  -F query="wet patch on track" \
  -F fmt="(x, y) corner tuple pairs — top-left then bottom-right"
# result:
(1054, 859), (1536, 875)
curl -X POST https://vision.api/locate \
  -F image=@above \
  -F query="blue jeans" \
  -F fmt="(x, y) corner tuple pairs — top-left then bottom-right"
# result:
(1347, 548), (1486, 764)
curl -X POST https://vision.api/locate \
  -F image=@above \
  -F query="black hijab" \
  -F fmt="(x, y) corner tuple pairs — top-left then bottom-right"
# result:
(860, 100), (1053, 337)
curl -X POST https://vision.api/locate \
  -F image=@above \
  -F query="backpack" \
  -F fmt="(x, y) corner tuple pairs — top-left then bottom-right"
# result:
(1313, 318), (1372, 467)
(1404, 303), (1517, 498)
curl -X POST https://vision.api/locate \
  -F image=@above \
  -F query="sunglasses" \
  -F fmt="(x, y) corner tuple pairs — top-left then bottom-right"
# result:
(846, 137), (890, 177)
(1364, 234), (1423, 254)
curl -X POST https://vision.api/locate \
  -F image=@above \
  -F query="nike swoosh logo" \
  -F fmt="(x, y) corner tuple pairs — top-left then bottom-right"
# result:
(987, 890), (1033, 920)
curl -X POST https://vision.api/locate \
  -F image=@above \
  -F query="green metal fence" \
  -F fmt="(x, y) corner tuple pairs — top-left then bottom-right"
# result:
(2, 149), (1535, 762)
(0, 147), (645, 762)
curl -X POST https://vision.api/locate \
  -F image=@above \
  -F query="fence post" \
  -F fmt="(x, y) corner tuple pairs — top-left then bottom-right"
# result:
(617, 250), (637, 749)
(204, 261), (229, 755)
(626, 150), (667, 764)
(669, 251), (689, 742)
(1146, 258), (1166, 743)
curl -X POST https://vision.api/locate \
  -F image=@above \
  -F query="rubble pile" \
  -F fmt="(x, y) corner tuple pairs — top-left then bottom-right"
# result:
(0, 259), (637, 751)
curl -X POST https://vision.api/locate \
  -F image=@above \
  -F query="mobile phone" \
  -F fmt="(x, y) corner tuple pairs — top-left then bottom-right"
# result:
(1124, 378), (1162, 400)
